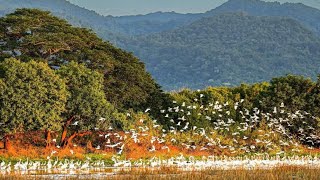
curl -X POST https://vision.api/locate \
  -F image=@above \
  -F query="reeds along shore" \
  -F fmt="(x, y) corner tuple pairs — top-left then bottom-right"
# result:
(111, 166), (320, 180)
(0, 165), (319, 180)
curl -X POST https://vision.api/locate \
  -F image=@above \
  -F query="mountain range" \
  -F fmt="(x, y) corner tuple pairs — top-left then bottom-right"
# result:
(122, 13), (320, 89)
(1, 0), (320, 90)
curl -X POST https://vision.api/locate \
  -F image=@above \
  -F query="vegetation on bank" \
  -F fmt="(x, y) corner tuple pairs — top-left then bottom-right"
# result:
(0, 9), (319, 161)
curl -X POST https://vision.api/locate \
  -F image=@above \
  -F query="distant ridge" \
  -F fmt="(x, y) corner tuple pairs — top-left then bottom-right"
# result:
(1, 0), (320, 38)
(207, 0), (320, 35)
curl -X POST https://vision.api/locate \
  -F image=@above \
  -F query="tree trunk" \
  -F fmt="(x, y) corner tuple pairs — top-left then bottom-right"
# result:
(78, 131), (92, 137)
(60, 128), (68, 146)
(60, 116), (75, 146)
(63, 132), (78, 148)
(3, 135), (12, 151)
(86, 140), (95, 152)
(45, 130), (51, 148)
(62, 131), (92, 148)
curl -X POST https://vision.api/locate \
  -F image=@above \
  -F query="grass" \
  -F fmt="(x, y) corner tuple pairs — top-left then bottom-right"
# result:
(0, 166), (319, 180)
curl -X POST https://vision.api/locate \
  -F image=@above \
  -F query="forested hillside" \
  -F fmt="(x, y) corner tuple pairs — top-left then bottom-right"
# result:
(121, 13), (320, 89)
(3, 0), (320, 41)
(0, 0), (201, 41)
(209, 0), (320, 35)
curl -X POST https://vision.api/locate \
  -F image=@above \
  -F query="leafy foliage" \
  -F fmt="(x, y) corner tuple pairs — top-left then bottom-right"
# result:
(0, 2), (319, 152)
(166, 75), (320, 147)
(0, 9), (166, 111)
(259, 75), (315, 113)
(0, 58), (67, 134)
(57, 61), (114, 131)
(306, 76), (320, 116)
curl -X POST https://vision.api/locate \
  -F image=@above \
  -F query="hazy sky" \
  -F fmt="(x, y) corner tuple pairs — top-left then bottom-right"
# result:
(67, 0), (320, 16)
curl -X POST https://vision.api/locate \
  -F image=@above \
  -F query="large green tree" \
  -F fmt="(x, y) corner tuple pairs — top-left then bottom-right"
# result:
(259, 75), (315, 113)
(57, 61), (115, 147)
(258, 75), (320, 145)
(232, 82), (269, 111)
(306, 75), (320, 117)
(0, 58), (67, 149)
(0, 8), (168, 114)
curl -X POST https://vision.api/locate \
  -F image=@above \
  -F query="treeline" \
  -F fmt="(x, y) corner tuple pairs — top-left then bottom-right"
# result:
(0, 9), (169, 150)
(0, 9), (319, 150)
(0, 58), (319, 150)
(0, 59), (122, 149)
(167, 74), (320, 147)
(171, 74), (320, 118)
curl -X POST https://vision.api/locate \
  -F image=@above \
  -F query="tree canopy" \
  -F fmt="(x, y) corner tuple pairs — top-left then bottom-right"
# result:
(57, 61), (118, 147)
(0, 58), (67, 134)
(259, 75), (315, 113)
(57, 61), (114, 131)
(0, 8), (166, 112)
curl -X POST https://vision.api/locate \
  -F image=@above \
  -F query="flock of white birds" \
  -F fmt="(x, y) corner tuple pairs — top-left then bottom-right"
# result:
(0, 94), (320, 174)
(0, 155), (320, 175)
(86, 93), (320, 156)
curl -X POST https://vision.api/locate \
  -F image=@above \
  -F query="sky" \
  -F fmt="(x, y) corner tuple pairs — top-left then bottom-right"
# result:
(67, 0), (320, 16)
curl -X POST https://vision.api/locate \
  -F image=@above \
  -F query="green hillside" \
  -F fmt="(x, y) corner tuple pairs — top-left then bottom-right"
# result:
(209, 0), (320, 36)
(120, 13), (320, 89)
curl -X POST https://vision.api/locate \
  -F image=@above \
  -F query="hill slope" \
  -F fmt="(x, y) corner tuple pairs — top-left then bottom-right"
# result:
(120, 13), (320, 89)
(3, 0), (319, 38)
(1, 0), (320, 39)
(208, 0), (320, 36)
(0, 0), (201, 40)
